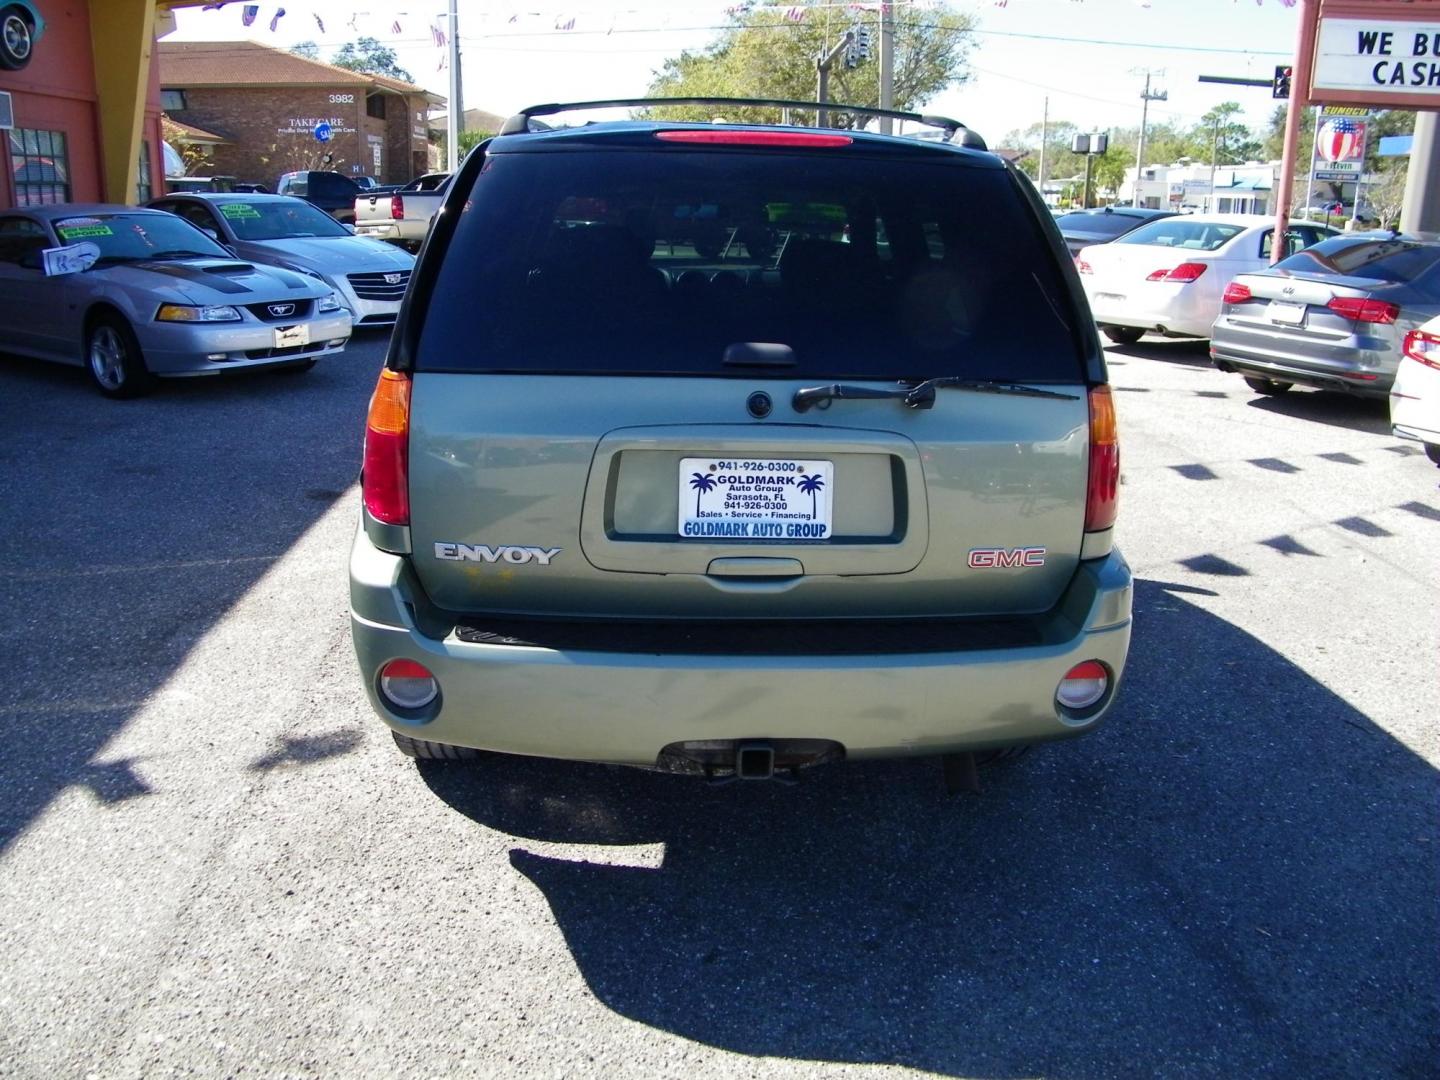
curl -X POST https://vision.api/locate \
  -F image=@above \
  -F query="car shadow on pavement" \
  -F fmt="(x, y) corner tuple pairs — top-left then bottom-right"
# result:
(1106, 338), (1214, 368)
(0, 345), (380, 852)
(419, 578), (1439, 1078)
(1244, 389), (1391, 435)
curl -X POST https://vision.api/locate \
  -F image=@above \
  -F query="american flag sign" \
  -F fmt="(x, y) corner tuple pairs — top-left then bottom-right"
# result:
(1318, 117), (1364, 164)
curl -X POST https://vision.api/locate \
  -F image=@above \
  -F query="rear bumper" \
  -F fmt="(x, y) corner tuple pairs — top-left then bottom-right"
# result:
(349, 526), (1133, 765)
(354, 221), (424, 246)
(1086, 285), (1216, 339)
(1210, 316), (1397, 395)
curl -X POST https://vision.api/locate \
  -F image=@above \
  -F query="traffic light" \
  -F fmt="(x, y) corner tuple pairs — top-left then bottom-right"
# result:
(1273, 65), (1292, 100)
(854, 24), (871, 59)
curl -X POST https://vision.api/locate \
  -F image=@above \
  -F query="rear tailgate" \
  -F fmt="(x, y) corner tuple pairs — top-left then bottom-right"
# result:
(402, 137), (1099, 623)
(407, 375), (1089, 618)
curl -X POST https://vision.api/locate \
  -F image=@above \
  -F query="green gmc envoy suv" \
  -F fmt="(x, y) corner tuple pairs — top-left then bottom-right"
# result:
(349, 98), (1132, 783)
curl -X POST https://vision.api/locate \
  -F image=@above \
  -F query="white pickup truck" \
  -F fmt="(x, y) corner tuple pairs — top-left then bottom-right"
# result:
(353, 172), (450, 252)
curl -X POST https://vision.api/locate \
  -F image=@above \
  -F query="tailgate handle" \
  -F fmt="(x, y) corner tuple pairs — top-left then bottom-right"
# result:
(706, 557), (804, 578)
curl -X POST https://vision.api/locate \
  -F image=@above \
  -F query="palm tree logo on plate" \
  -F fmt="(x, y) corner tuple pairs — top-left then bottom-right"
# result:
(796, 473), (825, 520)
(689, 471), (717, 516)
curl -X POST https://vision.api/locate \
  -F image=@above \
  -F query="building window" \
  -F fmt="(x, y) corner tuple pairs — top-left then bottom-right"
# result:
(161, 89), (187, 110)
(8, 128), (70, 206)
(136, 141), (153, 202)
(366, 93), (386, 120)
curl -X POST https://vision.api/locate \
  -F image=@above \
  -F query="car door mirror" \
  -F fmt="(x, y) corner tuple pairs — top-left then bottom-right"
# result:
(199, 226), (220, 241)
(17, 249), (43, 271)
(344, 223), (356, 235)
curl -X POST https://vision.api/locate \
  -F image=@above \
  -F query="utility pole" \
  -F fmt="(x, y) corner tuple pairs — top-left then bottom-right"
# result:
(1037, 96), (1049, 198)
(1132, 69), (1167, 205)
(1208, 118), (1219, 214)
(816, 29), (855, 128)
(445, 0), (462, 171)
(878, 5), (894, 134)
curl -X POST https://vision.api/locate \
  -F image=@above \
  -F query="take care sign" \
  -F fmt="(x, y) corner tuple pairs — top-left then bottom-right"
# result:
(1313, 17), (1440, 104)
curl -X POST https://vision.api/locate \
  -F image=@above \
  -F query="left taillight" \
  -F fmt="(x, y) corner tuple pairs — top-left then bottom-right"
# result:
(1403, 328), (1440, 370)
(363, 369), (411, 525)
(1085, 385), (1120, 534)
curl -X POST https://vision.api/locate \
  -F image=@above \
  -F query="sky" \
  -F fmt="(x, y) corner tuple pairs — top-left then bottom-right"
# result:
(165, 0), (1304, 148)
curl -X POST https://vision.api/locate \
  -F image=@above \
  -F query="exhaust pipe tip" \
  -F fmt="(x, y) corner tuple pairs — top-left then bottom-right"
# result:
(736, 743), (775, 780)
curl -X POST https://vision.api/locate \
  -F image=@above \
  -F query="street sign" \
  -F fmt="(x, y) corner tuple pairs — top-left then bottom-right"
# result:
(314, 122), (332, 143)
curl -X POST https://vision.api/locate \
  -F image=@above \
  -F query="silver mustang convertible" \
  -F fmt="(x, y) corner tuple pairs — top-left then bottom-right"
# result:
(146, 193), (415, 328)
(0, 204), (352, 398)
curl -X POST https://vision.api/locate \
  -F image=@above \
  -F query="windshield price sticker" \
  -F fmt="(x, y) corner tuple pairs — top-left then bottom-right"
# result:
(678, 457), (833, 540)
(56, 223), (112, 240)
(220, 203), (261, 219)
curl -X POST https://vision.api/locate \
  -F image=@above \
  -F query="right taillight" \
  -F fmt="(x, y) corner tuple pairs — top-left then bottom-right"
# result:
(363, 369), (411, 525)
(1222, 281), (1252, 304)
(1075, 257), (1093, 275)
(1327, 296), (1400, 324)
(1403, 328), (1440, 370)
(390, 193), (404, 220)
(1086, 385), (1119, 533)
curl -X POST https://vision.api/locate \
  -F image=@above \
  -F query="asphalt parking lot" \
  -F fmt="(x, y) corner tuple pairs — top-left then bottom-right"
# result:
(1, 333), (1436, 1078)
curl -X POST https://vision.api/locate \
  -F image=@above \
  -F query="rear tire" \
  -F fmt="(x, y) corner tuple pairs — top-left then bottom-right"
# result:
(1102, 326), (1144, 345)
(1425, 443), (1440, 467)
(1244, 376), (1293, 396)
(391, 731), (482, 761)
(85, 314), (154, 399)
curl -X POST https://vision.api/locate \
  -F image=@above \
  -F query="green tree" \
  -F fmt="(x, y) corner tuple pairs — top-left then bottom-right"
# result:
(290, 40), (320, 61)
(434, 128), (494, 163)
(331, 37), (413, 83)
(643, 5), (974, 127)
(1193, 102), (1261, 165)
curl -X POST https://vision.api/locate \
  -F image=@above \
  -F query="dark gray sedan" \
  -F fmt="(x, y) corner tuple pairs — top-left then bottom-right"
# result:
(0, 204), (351, 397)
(147, 193), (414, 328)
(1210, 233), (1440, 398)
(1055, 206), (1177, 258)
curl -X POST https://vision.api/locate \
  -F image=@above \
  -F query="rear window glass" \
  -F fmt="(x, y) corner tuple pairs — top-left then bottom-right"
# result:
(1275, 236), (1440, 282)
(1054, 212), (1145, 239)
(416, 148), (1084, 381)
(1116, 219), (1245, 252)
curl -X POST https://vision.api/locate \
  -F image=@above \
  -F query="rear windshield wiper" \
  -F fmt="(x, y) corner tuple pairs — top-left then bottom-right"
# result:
(792, 377), (1080, 413)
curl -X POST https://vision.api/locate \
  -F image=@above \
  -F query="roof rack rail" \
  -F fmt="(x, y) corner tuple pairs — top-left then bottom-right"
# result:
(498, 97), (987, 150)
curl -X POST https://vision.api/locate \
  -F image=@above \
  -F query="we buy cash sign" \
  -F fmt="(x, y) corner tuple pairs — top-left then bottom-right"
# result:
(1313, 14), (1440, 105)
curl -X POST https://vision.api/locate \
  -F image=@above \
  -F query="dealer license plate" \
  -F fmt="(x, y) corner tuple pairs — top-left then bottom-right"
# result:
(677, 457), (833, 540)
(1268, 300), (1306, 326)
(274, 324), (311, 349)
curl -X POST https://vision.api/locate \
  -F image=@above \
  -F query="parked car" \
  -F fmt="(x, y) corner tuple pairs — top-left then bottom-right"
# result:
(1391, 314), (1440, 465)
(0, 2), (45, 71)
(275, 170), (362, 224)
(348, 101), (1132, 780)
(1212, 234), (1440, 398)
(0, 204), (351, 396)
(353, 173), (450, 252)
(164, 175), (238, 194)
(1077, 214), (1338, 343)
(147, 192), (414, 328)
(1054, 206), (1176, 258)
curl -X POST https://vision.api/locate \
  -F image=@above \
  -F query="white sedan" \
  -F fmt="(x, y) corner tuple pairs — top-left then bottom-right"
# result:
(1077, 214), (1338, 343)
(1392, 315), (1440, 466)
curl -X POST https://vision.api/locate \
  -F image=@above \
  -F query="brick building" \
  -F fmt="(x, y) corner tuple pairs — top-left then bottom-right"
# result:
(0, 0), (218, 210)
(156, 41), (444, 188)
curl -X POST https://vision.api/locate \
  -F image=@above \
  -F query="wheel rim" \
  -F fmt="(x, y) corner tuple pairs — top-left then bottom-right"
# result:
(3, 16), (31, 60)
(89, 327), (127, 390)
